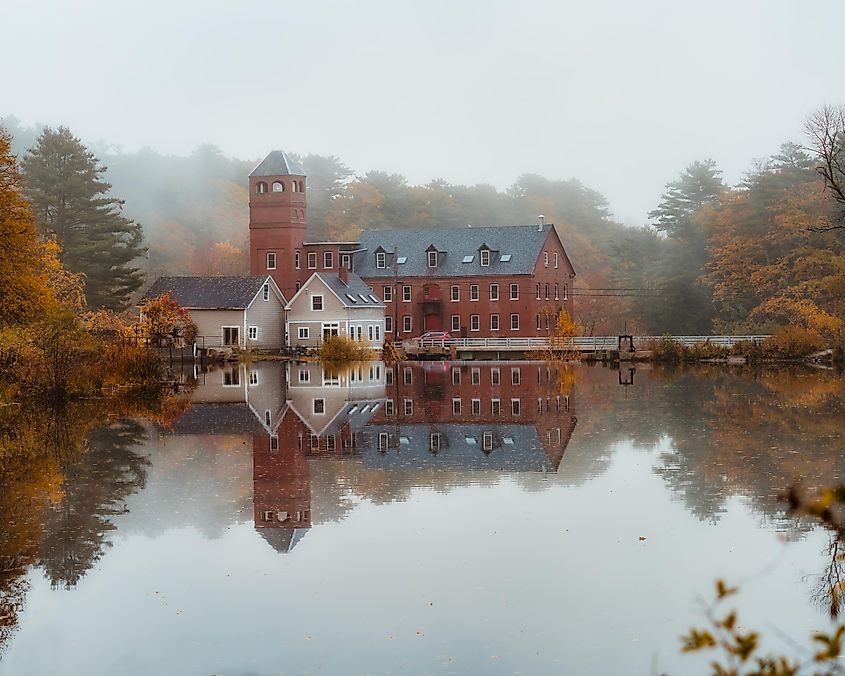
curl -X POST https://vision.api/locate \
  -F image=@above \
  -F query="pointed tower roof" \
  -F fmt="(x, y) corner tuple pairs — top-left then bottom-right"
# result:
(249, 150), (305, 177)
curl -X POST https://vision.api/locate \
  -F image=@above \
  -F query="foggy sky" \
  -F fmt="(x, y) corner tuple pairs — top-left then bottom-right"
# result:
(5, 0), (844, 224)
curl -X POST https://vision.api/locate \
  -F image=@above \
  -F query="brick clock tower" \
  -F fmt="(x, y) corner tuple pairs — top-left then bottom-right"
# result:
(249, 150), (307, 299)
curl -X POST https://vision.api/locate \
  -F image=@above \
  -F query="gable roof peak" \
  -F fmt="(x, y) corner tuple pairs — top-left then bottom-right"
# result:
(249, 150), (305, 177)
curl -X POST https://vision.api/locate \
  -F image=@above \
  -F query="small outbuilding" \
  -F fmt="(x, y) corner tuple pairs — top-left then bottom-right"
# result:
(285, 270), (385, 348)
(141, 275), (286, 350)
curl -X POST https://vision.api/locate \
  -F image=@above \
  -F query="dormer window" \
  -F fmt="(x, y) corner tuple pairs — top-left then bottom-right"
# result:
(428, 250), (438, 268)
(376, 251), (386, 269)
(480, 249), (490, 267)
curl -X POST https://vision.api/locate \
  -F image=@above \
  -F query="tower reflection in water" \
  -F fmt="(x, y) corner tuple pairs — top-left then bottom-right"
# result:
(177, 360), (576, 553)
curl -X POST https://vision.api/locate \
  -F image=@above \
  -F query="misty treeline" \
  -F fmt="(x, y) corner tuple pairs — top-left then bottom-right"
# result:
(4, 110), (844, 339)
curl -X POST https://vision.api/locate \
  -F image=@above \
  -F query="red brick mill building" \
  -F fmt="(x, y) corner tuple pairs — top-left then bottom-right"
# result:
(248, 150), (576, 339)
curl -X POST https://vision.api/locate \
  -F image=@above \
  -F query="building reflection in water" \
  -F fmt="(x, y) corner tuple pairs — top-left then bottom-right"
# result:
(177, 360), (576, 553)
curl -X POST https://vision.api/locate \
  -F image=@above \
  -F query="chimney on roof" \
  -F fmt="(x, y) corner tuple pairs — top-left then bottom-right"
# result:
(538, 215), (545, 232)
(338, 259), (349, 286)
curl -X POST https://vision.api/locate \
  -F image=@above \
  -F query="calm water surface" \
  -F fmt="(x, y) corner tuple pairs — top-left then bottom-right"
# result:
(1, 361), (844, 675)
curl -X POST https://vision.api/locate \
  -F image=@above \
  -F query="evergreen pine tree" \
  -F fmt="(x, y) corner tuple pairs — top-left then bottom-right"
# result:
(22, 127), (146, 310)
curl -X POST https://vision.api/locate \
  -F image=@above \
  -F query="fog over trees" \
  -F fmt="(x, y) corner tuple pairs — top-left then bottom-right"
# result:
(3, 111), (843, 337)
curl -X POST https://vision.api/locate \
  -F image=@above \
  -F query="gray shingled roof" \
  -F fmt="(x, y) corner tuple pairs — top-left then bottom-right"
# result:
(249, 150), (305, 177)
(289, 272), (384, 309)
(168, 403), (267, 435)
(142, 276), (270, 309)
(359, 423), (550, 472)
(353, 224), (553, 278)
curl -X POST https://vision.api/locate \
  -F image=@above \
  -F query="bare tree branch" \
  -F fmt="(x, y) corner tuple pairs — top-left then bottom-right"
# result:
(804, 104), (845, 231)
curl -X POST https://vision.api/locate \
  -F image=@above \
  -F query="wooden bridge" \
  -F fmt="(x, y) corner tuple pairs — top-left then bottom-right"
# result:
(403, 335), (771, 360)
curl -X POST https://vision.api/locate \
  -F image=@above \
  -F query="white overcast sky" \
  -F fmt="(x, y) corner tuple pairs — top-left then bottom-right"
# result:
(4, 0), (844, 224)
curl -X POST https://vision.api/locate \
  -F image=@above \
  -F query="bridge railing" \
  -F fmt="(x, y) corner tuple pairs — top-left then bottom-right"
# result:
(408, 335), (772, 351)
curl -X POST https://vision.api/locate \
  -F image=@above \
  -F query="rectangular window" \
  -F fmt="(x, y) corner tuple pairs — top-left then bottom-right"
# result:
(535, 283), (541, 300)
(326, 435), (336, 452)
(385, 316), (393, 333)
(266, 252), (276, 270)
(307, 252), (317, 269)
(471, 398), (480, 416)
(404, 399), (413, 416)
(544, 252), (549, 267)
(483, 432), (493, 450)
(341, 253), (350, 269)
(451, 285), (460, 301)
(378, 432), (389, 449)
(375, 325), (381, 341)
(403, 316), (411, 333)
(452, 398), (462, 415)
(537, 314), (542, 331)
(403, 367), (412, 385)
(270, 435), (279, 452)
(510, 313), (519, 330)
(470, 314), (480, 331)
(295, 250), (301, 269)
(564, 284), (569, 300)
(554, 252), (559, 268)
(491, 398), (501, 415)
(491, 368), (500, 385)
(451, 315), (460, 332)
(480, 249), (490, 267)
(376, 251), (386, 269)
(368, 325), (374, 341)
(554, 284), (559, 300)
(223, 326), (239, 346)
(249, 370), (259, 386)
(489, 284), (499, 301)
(248, 326), (258, 340)
(298, 368), (309, 383)
(385, 368), (394, 385)
(263, 283), (270, 301)
(402, 285), (411, 302)
(511, 399), (521, 416)
(510, 283), (519, 300)
(383, 285), (393, 302)
(452, 367), (461, 385)
(314, 398), (325, 414)
(490, 314), (499, 331)
(298, 326), (310, 339)
(324, 251), (333, 269)
(471, 367), (480, 385)
(311, 295), (323, 311)
(223, 368), (240, 386)
(470, 284), (479, 301)
(511, 367), (521, 385)
(428, 250), (437, 267)
(430, 433), (441, 451)
(310, 434), (320, 450)
(545, 283), (550, 300)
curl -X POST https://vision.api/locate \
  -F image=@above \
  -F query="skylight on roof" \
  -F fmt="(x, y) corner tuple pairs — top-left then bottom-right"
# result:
(462, 255), (474, 263)
(503, 437), (514, 445)
(465, 436), (477, 445)
(358, 293), (370, 303)
(397, 256), (408, 264)
(345, 293), (358, 303)
(500, 254), (512, 262)
(368, 294), (380, 303)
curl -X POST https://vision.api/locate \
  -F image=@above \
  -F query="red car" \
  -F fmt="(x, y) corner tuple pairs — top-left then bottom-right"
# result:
(417, 331), (452, 341)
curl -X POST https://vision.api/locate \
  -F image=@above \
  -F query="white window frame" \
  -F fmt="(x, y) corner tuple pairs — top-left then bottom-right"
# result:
(471, 398), (481, 416)
(311, 295), (324, 311)
(428, 250), (437, 268)
(544, 252), (549, 267)
(324, 251), (333, 269)
(451, 315), (460, 332)
(313, 398), (326, 415)
(263, 283), (270, 301)
(248, 326), (258, 341)
(470, 284), (479, 301)
(298, 326), (310, 340)
(511, 399), (521, 416)
(491, 368), (500, 385)
(222, 326), (240, 346)
(470, 314), (480, 332)
(483, 432), (493, 451)
(385, 316), (393, 333)
(510, 283), (519, 300)
(491, 314), (500, 331)
(307, 252), (317, 269)
(554, 284), (559, 300)
(510, 313), (519, 331)
(403, 315), (412, 333)
(404, 399), (413, 415)
(451, 285), (460, 302)
(491, 398), (501, 415)
(554, 252), (559, 269)
(402, 285), (411, 302)
(452, 398), (462, 415)
(376, 251), (386, 269)
(266, 252), (276, 270)
(489, 283), (499, 301)
(480, 249), (490, 267)
(383, 285), (393, 302)
(511, 367), (521, 385)
(295, 250), (301, 269)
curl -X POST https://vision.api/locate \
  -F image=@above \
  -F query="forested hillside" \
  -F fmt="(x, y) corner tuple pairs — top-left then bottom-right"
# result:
(4, 113), (843, 338)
